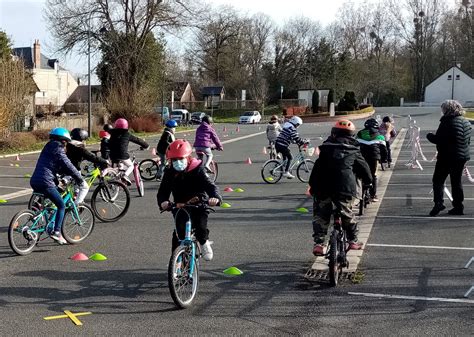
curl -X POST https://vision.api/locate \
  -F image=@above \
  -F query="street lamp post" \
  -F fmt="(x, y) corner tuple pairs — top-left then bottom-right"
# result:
(87, 11), (93, 136)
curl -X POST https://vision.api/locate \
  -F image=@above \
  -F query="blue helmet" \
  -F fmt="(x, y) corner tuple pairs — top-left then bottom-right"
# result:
(165, 119), (178, 128)
(49, 127), (71, 142)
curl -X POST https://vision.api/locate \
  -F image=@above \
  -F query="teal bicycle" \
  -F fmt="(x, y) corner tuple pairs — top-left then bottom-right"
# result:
(8, 178), (95, 255)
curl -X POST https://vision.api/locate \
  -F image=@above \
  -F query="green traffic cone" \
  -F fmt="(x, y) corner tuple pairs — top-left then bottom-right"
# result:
(89, 253), (107, 261)
(234, 188), (244, 193)
(0, 199), (7, 203)
(220, 202), (231, 208)
(223, 266), (243, 275)
(296, 207), (309, 213)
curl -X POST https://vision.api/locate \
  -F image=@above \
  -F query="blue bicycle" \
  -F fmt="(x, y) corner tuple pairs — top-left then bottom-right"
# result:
(162, 201), (215, 308)
(8, 178), (95, 255)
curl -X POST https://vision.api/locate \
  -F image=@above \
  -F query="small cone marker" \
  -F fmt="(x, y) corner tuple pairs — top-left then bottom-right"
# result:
(220, 202), (232, 208)
(296, 207), (309, 213)
(89, 253), (107, 261)
(15, 164), (20, 167)
(236, 126), (240, 132)
(70, 252), (89, 261)
(262, 147), (267, 155)
(234, 188), (244, 193)
(223, 126), (227, 132)
(151, 148), (156, 156)
(24, 174), (31, 178)
(315, 146), (320, 156)
(266, 177), (274, 182)
(245, 157), (252, 165)
(16, 154), (20, 161)
(223, 266), (243, 275)
(224, 187), (233, 192)
(0, 199), (7, 203)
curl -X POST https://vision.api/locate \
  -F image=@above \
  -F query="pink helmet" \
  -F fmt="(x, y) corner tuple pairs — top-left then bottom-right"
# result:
(114, 118), (129, 129)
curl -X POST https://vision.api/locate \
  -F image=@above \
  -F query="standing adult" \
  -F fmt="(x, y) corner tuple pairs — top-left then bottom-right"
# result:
(427, 100), (472, 216)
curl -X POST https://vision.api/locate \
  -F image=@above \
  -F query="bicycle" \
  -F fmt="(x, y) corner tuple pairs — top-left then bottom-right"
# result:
(358, 184), (371, 216)
(8, 178), (95, 255)
(112, 148), (145, 197)
(162, 201), (215, 309)
(195, 148), (219, 183)
(138, 156), (162, 181)
(326, 213), (349, 287)
(261, 144), (315, 184)
(268, 142), (279, 160)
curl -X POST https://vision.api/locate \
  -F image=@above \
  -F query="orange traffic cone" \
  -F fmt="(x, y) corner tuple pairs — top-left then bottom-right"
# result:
(262, 147), (267, 155)
(236, 126), (240, 132)
(16, 154), (20, 161)
(245, 157), (252, 165)
(223, 126), (227, 132)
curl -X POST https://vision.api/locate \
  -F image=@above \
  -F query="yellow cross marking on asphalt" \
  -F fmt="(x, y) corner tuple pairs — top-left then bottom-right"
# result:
(43, 311), (92, 326)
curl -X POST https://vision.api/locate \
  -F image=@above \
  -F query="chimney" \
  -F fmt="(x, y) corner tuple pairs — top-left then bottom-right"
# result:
(33, 39), (41, 68)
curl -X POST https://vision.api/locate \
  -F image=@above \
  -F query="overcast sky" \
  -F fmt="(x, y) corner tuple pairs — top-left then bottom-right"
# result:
(0, 0), (456, 81)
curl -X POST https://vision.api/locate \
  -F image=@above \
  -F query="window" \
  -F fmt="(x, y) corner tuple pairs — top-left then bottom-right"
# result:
(456, 75), (460, 80)
(447, 75), (452, 80)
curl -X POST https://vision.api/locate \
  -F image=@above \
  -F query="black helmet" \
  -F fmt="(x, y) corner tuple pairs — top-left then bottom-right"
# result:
(70, 128), (89, 141)
(382, 116), (393, 123)
(103, 124), (113, 132)
(201, 115), (212, 124)
(364, 118), (379, 129)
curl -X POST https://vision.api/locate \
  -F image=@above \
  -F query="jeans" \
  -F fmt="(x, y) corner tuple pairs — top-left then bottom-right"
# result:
(275, 144), (292, 172)
(171, 208), (209, 252)
(31, 185), (66, 233)
(194, 147), (213, 169)
(157, 153), (166, 178)
(432, 159), (467, 209)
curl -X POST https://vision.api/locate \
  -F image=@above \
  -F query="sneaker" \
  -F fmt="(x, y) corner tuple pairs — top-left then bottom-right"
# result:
(121, 176), (132, 186)
(448, 208), (464, 215)
(370, 196), (379, 202)
(429, 203), (446, 216)
(201, 240), (213, 261)
(283, 172), (295, 179)
(312, 244), (325, 256)
(50, 231), (67, 245)
(348, 241), (364, 250)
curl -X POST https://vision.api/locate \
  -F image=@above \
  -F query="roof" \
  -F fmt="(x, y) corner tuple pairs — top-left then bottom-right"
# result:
(202, 86), (225, 96)
(169, 81), (190, 100)
(12, 47), (66, 71)
(426, 66), (474, 88)
(65, 85), (103, 104)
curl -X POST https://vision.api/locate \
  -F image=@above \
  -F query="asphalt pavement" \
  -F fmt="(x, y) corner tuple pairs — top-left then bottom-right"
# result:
(0, 110), (472, 336)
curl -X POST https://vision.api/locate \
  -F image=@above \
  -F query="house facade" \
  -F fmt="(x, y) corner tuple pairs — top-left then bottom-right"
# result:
(424, 66), (474, 105)
(298, 89), (330, 109)
(202, 86), (225, 108)
(13, 40), (78, 108)
(170, 81), (195, 109)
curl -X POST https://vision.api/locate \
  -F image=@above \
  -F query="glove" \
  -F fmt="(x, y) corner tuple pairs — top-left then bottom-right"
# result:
(160, 201), (170, 210)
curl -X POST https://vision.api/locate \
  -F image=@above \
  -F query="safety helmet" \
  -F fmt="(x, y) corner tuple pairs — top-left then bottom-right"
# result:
(166, 139), (193, 160)
(382, 116), (393, 123)
(165, 119), (178, 128)
(201, 115), (212, 124)
(332, 119), (356, 137)
(289, 116), (303, 127)
(364, 118), (379, 129)
(114, 118), (129, 129)
(49, 127), (71, 142)
(103, 123), (113, 132)
(70, 128), (89, 141)
(270, 115), (278, 121)
(99, 130), (110, 138)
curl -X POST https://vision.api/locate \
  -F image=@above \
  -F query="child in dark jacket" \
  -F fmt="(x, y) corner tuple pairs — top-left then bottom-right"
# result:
(157, 139), (222, 261)
(99, 130), (111, 160)
(356, 118), (387, 201)
(156, 119), (177, 179)
(309, 120), (372, 256)
(67, 128), (109, 170)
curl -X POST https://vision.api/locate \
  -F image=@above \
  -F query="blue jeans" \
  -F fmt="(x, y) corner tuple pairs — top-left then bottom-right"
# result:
(32, 185), (66, 232)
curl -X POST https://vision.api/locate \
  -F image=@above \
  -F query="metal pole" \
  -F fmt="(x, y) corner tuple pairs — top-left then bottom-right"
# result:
(87, 12), (92, 136)
(452, 63), (455, 100)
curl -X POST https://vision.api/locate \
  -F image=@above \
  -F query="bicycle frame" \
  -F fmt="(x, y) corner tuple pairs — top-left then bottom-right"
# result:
(275, 148), (307, 172)
(175, 208), (197, 277)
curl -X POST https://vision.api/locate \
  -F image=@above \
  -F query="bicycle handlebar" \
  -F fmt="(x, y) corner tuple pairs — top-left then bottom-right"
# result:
(160, 201), (216, 214)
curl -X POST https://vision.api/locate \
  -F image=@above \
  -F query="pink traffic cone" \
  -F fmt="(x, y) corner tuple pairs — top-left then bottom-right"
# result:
(236, 126), (240, 132)
(223, 126), (227, 132)
(315, 146), (320, 156)
(151, 148), (156, 156)
(16, 154), (20, 161)
(245, 157), (252, 165)
(70, 252), (89, 261)
(224, 187), (233, 192)
(262, 147), (267, 155)
(305, 186), (312, 197)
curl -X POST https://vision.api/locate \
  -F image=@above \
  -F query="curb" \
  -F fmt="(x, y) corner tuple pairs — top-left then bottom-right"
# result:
(300, 110), (375, 123)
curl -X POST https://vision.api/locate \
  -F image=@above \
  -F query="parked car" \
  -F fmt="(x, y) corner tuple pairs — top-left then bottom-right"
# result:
(239, 111), (261, 124)
(190, 112), (207, 124)
(170, 109), (190, 125)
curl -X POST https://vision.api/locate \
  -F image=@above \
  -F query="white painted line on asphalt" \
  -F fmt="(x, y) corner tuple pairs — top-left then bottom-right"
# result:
(367, 243), (474, 250)
(388, 183), (474, 187)
(0, 165), (34, 169)
(348, 292), (474, 304)
(0, 185), (32, 190)
(0, 189), (32, 200)
(310, 128), (408, 273)
(221, 131), (266, 145)
(383, 196), (474, 200)
(376, 215), (474, 220)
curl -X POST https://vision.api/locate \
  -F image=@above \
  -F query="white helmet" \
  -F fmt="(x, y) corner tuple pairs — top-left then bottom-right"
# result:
(289, 116), (303, 127)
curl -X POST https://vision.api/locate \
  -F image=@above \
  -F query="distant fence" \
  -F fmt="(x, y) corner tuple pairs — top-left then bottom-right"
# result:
(36, 115), (96, 131)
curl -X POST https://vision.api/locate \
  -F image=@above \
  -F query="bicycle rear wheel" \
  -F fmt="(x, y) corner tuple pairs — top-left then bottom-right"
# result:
(261, 160), (283, 184)
(296, 159), (314, 183)
(91, 181), (130, 222)
(139, 159), (159, 181)
(328, 231), (340, 287)
(8, 210), (43, 255)
(168, 245), (199, 309)
(62, 204), (95, 244)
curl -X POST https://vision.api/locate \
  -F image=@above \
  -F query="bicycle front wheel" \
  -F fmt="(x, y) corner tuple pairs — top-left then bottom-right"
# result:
(91, 181), (130, 222)
(168, 245), (199, 309)
(62, 204), (95, 244)
(8, 210), (43, 255)
(139, 159), (159, 181)
(296, 159), (314, 183)
(261, 160), (283, 184)
(328, 232), (340, 287)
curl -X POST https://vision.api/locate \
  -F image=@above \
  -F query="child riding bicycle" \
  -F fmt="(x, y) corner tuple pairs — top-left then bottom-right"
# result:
(193, 115), (223, 173)
(107, 118), (149, 185)
(157, 139), (222, 261)
(379, 116), (397, 168)
(275, 116), (308, 179)
(266, 115), (282, 147)
(30, 128), (87, 244)
(309, 120), (372, 256)
(156, 119), (177, 180)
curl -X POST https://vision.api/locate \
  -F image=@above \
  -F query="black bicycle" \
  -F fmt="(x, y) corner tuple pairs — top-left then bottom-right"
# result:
(326, 214), (349, 287)
(358, 185), (371, 216)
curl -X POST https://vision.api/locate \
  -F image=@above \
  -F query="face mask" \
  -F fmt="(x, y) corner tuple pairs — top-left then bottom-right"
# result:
(172, 158), (188, 172)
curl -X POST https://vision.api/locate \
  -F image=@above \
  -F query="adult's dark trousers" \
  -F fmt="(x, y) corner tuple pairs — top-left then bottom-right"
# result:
(385, 141), (392, 163)
(432, 159), (467, 209)
(171, 208), (209, 252)
(275, 144), (292, 172)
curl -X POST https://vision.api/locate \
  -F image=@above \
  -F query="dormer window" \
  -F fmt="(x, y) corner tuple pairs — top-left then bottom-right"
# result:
(456, 75), (460, 80)
(448, 75), (452, 80)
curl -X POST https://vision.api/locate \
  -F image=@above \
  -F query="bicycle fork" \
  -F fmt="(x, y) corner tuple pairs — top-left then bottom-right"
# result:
(178, 220), (196, 277)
